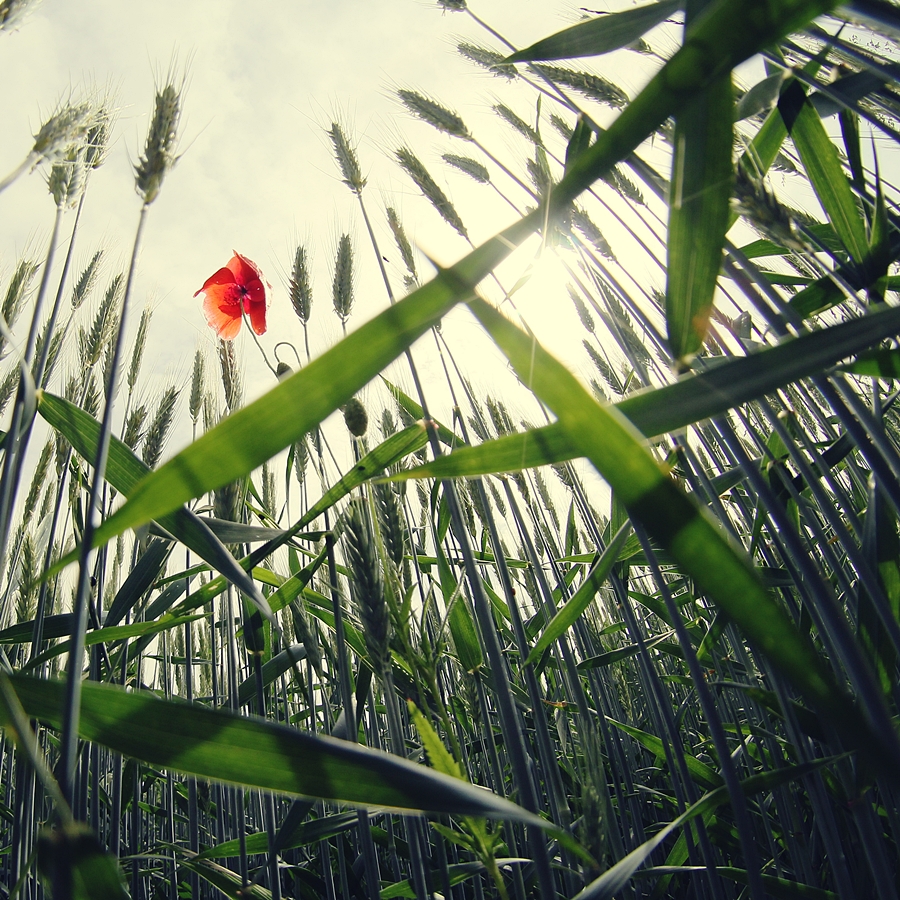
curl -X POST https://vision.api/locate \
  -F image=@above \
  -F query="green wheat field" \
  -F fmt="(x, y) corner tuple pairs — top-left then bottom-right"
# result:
(2, 0), (900, 897)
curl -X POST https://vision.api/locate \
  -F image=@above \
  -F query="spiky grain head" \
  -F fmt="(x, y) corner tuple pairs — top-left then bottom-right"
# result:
(135, 77), (183, 204)
(32, 98), (94, 162)
(70, 250), (102, 310)
(569, 287), (595, 333)
(122, 404), (148, 452)
(342, 397), (368, 437)
(85, 103), (113, 170)
(127, 306), (152, 395)
(261, 461), (276, 520)
(571, 206), (613, 259)
(214, 479), (243, 524)
(332, 234), (355, 323)
(218, 339), (243, 411)
(290, 599), (323, 677)
(0, 369), (17, 418)
(550, 113), (574, 140)
(31, 325), (64, 387)
(1, 258), (38, 332)
(293, 434), (309, 484)
(386, 208), (417, 281)
(486, 396), (514, 437)
(289, 243), (313, 324)
(79, 274), (123, 367)
(442, 153), (490, 184)
(142, 385), (180, 469)
(24, 440), (53, 521)
(732, 165), (802, 251)
(189, 348), (205, 425)
(530, 64), (628, 109)
(82, 372), (100, 418)
(526, 146), (554, 197)
(328, 122), (366, 193)
(380, 408), (397, 438)
(48, 144), (85, 208)
(494, 104), (541, 145)
(395, 147), (468, 239)
(373, 480), (406, 571)
(457, 42), (517, 79)
(344, 504), (390, 677)
(397, 89), (470, 140)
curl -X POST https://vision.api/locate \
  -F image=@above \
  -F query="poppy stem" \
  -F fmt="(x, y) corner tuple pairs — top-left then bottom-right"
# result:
(242, 311), (278, 376)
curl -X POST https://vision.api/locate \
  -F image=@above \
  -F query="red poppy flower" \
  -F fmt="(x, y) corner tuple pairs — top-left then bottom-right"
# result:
(195, 251), (269, 341)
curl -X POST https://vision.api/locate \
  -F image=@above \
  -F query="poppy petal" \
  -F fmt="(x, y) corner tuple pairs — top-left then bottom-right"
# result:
(247, 299), (267, 336)
(244, 277), (266, 307)
(194, 266), (236, 297)
(199, 281), (242, 308)
(227, 251), (263, 288)
(203, 292), (243, 340)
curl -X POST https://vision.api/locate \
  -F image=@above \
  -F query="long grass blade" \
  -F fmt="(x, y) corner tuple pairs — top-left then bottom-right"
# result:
(4, 674), (551, 822)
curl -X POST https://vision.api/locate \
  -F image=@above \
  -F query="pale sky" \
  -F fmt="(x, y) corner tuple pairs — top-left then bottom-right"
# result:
(0, 0), (671, 489)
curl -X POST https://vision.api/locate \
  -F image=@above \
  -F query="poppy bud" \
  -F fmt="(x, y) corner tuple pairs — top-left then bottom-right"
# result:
(342, 398), (368, 437)
(276, 361), (292, 380)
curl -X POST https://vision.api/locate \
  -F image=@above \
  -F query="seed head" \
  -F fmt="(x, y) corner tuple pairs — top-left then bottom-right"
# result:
(328, 122), (366, 193)
(732, 165), (802, 251)
(70, 250), (103, 310)
(373, 481), (406, 571)
(342, 397), (368, 437)
(24, 441), (52, 521)
(604, 165), (644, 205)
(214, 480), (242, 524)
(135, 76), (183, 204)
(122, 404), (148, 452)
(218, 339), (243, 411)
(79, 274), (123, 367)
(189, 348), (205, 424)
(1, 258), (38, 337)
(397, 89), (470, 140)
(290, 600), (323, 677)
(32, 326), (64, 387)
(494, 104), (541, 145)
(396, 147), (468, 239)
(32, 99), (94, 163)
(380, 408), (397, 438)
(344, 504), (390, 677)
(84, 103), (113, 170)
(457, 42), (517, 79)
(0, 366), (19, 415)
(386, 208), (417, 281)
(486, 396), (514, 437)
(572, 206), (614, 259)
(261, 461), (276, 520)
(530, 64), (628, 109)
(289, 243), (313, 324)
(127, 306), (152, 395)
(142, 385), (180, 469)
(550, 113), (574, 140)
(293, 434), (309, 484)
(526, 147), (554, 197)
(47, 144), (85, 208)
(569, 287), (595, 333)
(442, 153), (490, 184)
(332, 234), (355, 323)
